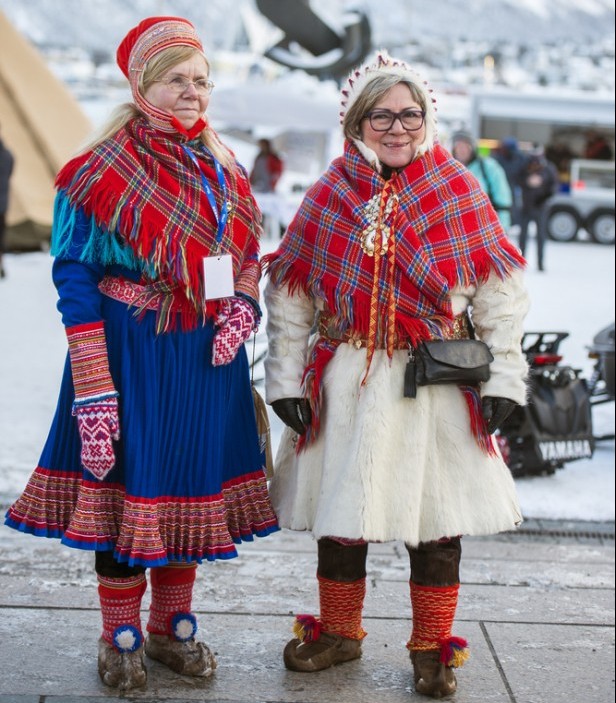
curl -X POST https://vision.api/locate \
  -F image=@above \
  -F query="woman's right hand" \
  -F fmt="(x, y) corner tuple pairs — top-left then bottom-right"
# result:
(73, 398), (120, 479)
(271, 398), (312, 435)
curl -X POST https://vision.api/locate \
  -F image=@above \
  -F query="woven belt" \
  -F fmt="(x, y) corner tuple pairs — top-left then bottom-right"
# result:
(318, 316), (407, 350)
(317, 313), (471, 350)
(99, 276), (168, 312)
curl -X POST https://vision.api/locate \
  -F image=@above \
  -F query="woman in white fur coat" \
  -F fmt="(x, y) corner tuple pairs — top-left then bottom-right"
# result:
(262, 51), (529, 699)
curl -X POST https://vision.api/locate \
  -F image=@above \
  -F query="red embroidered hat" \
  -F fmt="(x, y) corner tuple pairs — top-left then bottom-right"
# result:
(116, 16), (204, 78)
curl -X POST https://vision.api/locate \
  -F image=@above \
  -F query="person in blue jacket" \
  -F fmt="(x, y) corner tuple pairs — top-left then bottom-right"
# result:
(494, 136), (527, 227)
(4, 16), (278, 692)
(451, 131), (513, 230)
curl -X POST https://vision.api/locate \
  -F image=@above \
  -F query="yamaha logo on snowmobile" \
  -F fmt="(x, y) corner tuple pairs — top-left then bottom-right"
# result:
(538, 439), (593, 462)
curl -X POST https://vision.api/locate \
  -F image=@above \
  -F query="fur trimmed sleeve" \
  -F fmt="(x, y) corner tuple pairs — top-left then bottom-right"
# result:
(263, 280), (316, 404)
(471, 269), (530, 405)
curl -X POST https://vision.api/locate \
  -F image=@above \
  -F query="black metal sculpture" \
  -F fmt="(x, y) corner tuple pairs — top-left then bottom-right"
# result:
(255, 0), (371, 83)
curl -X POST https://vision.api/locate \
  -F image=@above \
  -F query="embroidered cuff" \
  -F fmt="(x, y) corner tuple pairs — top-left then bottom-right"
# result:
(66, 321), (117, 401)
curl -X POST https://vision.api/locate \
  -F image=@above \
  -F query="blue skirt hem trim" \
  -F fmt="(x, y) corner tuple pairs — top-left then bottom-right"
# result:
(5, 515), (280, 568)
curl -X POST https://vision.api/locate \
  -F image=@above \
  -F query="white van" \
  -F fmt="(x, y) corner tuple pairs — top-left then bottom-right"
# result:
(545, 159), (615, 244)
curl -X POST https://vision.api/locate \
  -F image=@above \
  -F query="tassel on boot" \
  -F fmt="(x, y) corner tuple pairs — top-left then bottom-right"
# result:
(283, 575), (366, 672)
(407, 581), (469, 698)
(145, 563), (216, 677)
(97, 573), (148, 691)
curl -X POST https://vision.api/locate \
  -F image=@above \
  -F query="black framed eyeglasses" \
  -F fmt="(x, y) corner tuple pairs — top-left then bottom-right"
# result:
(364, 109), (425, 132)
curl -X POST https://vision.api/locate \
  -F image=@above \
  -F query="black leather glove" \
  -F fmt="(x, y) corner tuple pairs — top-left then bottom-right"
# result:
(481, 396), (518, 434)
(271, 398), (312, 435)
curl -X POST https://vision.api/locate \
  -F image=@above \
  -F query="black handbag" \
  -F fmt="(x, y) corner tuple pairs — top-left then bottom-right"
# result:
(404, 339), (494, 398)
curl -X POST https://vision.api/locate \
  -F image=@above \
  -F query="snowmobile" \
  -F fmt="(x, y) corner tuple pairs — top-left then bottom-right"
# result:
(496, 330), (596, 478)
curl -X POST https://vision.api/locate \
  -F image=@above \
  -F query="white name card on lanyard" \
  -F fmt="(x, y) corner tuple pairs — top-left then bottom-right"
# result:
(182, 143), (234, 301)
(203, 254), (234, 300)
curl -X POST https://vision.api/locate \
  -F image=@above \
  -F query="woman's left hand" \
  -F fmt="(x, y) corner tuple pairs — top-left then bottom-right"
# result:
(481, 396), (518, 434)
(271, 398), (312, 435)
(212, 297), (256, 366)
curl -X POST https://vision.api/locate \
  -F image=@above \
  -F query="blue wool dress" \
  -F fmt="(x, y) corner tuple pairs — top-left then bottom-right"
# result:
(5, 204), (279, 566)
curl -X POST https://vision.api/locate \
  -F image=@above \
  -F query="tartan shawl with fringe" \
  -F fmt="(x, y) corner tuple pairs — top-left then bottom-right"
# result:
(54, 117), (262, 329)
(264, 140), (525, 343)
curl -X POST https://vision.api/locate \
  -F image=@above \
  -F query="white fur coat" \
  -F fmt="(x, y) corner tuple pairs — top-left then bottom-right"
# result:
(264, 270), (529, 546)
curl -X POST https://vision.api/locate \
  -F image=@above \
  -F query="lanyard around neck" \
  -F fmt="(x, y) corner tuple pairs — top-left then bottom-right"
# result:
(182, 144), (229, 254)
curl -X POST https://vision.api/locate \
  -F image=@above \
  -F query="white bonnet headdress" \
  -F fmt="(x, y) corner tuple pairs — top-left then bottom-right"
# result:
(339, 50), (437, 166)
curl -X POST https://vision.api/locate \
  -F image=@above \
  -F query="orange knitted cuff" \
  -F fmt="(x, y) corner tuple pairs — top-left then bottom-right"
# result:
(318, 574), (367, 640)
(408, 581), (459, 651)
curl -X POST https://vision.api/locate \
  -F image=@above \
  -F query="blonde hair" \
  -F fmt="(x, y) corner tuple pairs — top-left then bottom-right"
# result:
(78, 46), (236, 171)
(342, 73), (436, 159)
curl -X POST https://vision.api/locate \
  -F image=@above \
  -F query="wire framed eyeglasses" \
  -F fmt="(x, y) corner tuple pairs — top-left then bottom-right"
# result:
(364, 109), (425, 132)
(154, 76), (215, 95)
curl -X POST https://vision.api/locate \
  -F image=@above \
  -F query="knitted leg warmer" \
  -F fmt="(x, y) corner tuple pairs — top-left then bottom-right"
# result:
(98, 573), (147, 650)
(317, 574), (367, 640)
(408, 582), (467, 659)
(147, 563), (198, 637)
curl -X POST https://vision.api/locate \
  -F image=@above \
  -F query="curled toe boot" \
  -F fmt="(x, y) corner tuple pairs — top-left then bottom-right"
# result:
(145, 633), (217, 677)
(410, 649), (457, 699)
(98, 638), (147, 691)
(284, 631), (362, 672)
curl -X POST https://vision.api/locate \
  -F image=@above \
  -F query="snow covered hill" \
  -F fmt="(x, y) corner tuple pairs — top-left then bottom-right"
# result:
(1, 0), (613, 53)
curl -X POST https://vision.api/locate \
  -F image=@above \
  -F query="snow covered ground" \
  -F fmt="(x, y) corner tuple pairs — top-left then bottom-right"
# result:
(0, 231), (614, 522)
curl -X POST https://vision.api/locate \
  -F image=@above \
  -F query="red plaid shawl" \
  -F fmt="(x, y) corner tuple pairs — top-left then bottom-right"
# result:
(265, 140), (524, 342)
(55, 118), (261, 329)
(264, 141), (525, 451)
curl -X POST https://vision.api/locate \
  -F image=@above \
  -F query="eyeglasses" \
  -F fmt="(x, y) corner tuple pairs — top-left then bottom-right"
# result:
(364, 109), (425, 132)
(154, 76), (215, 95)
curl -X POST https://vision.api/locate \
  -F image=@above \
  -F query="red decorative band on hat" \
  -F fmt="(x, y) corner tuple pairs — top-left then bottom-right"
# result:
(117, 16), (203, 78)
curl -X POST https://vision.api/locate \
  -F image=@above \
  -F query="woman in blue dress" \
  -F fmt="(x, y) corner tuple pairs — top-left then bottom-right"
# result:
(5, 16), (278, 692)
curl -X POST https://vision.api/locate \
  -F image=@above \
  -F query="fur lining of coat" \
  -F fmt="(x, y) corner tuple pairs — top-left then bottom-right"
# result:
(264, 270), (529, 544)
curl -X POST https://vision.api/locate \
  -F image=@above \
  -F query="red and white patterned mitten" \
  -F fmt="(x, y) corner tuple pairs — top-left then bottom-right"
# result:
(212, 297), (256, 366)
(73, 397), (121, 480)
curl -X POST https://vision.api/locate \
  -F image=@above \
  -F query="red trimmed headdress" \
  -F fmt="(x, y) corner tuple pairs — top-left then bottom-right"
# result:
(116, 16), (203, 78)
(116, 16), (206, 137)
(340, 50), (438, 161)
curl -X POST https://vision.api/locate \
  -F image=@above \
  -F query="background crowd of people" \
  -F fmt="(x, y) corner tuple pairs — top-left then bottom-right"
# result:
(451, 128), (613, 272)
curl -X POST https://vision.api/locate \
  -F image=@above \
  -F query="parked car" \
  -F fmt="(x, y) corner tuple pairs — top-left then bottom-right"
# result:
(545, 159), (615, 244)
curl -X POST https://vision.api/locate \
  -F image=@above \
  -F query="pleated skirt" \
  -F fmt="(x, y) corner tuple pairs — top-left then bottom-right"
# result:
(5, 295), (279, 566)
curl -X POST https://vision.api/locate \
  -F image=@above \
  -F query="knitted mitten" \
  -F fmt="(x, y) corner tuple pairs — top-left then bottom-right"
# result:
(67, 322), (120, 480)
(212, 297), (256, 366)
